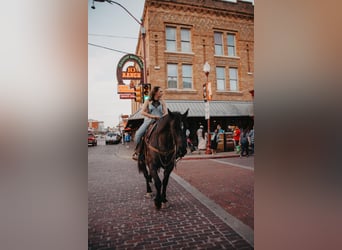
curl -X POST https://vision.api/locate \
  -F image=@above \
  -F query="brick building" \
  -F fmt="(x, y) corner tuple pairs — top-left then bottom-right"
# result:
(127, 0), (254, 139)
(88, 119), (105, 133)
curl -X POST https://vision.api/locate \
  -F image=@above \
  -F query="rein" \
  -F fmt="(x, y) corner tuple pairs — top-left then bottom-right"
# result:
(147, 144), (175, 156)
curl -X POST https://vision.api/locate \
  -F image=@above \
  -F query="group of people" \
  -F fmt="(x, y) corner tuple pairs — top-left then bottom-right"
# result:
(191, 124), (255, 156)
(130, 85), (255, 160)
(232, 126), (255, 157)
(189, 124), (224, 155)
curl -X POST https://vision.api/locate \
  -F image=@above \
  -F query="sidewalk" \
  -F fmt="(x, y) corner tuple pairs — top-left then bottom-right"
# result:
(119, 141), (242, 160)
(182, 148), (240, 160)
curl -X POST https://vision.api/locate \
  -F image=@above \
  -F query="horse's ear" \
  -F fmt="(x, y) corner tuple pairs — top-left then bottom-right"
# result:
(167, 108), (173, 116)
(182, 108), (189, 118)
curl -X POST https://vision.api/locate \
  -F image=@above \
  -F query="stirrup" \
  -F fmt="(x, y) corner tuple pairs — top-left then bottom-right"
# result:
(132, 152), (138, 161)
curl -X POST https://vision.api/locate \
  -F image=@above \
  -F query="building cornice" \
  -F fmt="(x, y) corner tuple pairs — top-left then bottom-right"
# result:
(146, 0), (254, 21)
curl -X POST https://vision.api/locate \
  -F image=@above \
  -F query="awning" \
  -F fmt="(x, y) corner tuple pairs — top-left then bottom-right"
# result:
(128, 100), (254, 121)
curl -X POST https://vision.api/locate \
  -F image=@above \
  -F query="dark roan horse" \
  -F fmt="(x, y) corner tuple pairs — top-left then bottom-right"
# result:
(137, 108), (189, 209)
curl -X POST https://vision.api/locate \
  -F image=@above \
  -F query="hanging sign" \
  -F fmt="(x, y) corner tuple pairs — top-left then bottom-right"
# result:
(116, 54), (144, 85)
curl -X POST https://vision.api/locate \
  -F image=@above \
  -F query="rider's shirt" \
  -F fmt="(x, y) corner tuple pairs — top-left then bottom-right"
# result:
(148, 100), (164, 118)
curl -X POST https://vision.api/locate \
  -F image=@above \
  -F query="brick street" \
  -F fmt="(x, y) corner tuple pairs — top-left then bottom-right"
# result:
(88, 143), (253, 249)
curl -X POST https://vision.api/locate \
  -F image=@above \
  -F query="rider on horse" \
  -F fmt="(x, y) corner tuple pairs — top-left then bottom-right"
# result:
(132, 86), (167, 161)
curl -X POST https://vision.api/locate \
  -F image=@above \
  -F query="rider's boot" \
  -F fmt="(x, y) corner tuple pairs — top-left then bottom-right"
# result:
(132, 141), (141, 161)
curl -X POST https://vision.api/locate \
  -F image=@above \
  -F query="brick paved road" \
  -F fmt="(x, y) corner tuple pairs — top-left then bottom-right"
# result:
(88, 145), (253, 249)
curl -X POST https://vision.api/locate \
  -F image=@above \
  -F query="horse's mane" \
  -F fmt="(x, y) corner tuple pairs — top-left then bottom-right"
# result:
(154, 111), (183, 135)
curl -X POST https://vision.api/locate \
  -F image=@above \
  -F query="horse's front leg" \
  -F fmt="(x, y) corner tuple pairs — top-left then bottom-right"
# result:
(138, 159), (152, 197)
(161, 165), (174, 208)
(150, 169), (162, 209)
(143, 171), (153, 198)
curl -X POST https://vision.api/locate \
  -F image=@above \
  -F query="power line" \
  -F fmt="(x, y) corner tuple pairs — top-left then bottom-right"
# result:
(88, 43), (131, 54)
(88, 33), (137, 40)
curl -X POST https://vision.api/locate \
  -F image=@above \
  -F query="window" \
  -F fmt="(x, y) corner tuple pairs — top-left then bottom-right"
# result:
(166, 26), (192, 52)
(166, 27), (176, 51)
(167, 64), (178, 88)
(229, 68), (238, 91)
(227, 34), (236, 56)
(216, 67), (225, 91)
(214, 31), (237, 56)
(182, 65), (193, 89)
(181, 28), (191, 52)
(214, 32), (223, 55)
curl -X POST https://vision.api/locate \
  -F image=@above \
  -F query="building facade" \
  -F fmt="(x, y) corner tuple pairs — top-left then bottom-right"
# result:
(128, 0), (254, 138)
(88, 119), (105, 133)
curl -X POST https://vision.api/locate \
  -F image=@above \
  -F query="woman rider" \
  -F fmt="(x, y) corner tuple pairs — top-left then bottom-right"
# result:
(132, 86), (167, 160)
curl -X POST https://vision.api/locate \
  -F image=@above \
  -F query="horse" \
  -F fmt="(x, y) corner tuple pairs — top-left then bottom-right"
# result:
(137, 108), (189, 209)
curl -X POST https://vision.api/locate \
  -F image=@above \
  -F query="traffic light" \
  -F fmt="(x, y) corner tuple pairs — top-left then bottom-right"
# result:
(134, 85), (142, 103)
(142, 83), (151, 102)
(203, 83), (207, 102)
(203, 82), (212, 102)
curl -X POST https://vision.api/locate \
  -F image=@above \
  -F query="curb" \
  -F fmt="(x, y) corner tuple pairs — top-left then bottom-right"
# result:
(181, 153), (240, 161)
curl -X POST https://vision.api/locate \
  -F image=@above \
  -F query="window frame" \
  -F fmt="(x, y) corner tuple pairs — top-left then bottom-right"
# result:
(214, 32), (224, 55)
(227, 33), (236, 57)
(182, 64), (193, 89)
(166, 26), (177, 52)
(216, 66), (226, 91)
(180, 28), (191, 52)
(229, 67), (238, 91)
(167, 63), (178, 89)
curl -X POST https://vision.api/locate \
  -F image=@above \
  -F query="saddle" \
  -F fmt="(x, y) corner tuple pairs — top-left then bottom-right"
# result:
(144, 120), (158, 144)
(135, 121), (158, 160)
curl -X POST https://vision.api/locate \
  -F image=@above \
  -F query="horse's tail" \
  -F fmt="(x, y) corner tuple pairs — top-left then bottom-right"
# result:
(137, 141), (146, 173)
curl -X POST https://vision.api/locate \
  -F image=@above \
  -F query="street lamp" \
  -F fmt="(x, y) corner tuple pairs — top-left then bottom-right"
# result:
(203, 62), (211, 154)
(91, 0), (147, 84)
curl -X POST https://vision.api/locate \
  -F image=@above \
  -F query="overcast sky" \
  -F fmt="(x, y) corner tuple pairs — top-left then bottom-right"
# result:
(88, 0), (145, 128)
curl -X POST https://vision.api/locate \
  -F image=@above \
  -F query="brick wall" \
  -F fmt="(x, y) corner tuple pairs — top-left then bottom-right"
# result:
(132, 0), (254, 113)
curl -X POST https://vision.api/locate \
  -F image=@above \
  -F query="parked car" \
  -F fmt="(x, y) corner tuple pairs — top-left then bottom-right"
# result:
(88, 132), (97, 146)
(105, 132), (122, 145)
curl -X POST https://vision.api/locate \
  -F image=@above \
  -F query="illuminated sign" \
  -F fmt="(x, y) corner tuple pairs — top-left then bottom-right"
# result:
(117, 84), (135, 94)
(121, 66), (142, 79)
(116, 54), (144, 85)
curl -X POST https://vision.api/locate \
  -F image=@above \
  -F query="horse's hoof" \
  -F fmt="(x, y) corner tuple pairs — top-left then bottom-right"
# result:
(144, 192), (153, 199)
(154, 200), (162, 210)
(161, 202), (169, 209)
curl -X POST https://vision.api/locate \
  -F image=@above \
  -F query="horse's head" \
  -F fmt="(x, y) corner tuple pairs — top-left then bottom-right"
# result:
(167, 108), (189, 158)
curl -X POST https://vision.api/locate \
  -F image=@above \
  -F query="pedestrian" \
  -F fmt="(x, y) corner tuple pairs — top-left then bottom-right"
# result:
(132, 86), (167, 160)
(210, 129), (219, 154)
(233, 126), (241, 151)
(248, 126), (254, 155)
(217, 124), (224, 134)
(187, 136), (196, 153)
(197, 125), (206, 151)
(240, 128), (249, 157)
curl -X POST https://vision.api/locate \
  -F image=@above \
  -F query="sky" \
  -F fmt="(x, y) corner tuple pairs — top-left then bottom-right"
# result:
(88, 0), (145, 128)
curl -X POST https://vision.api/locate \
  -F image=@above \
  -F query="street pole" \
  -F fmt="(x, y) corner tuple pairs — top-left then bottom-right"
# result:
(203, 62), (211, 154)
(92, 0), (147, 84)
(141, 27), (147, 84)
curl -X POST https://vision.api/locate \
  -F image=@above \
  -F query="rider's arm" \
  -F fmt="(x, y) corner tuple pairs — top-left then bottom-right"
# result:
(140, 100), (150, 118)
(141, 101), (159, 120)
(160, 99), (167, 116)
